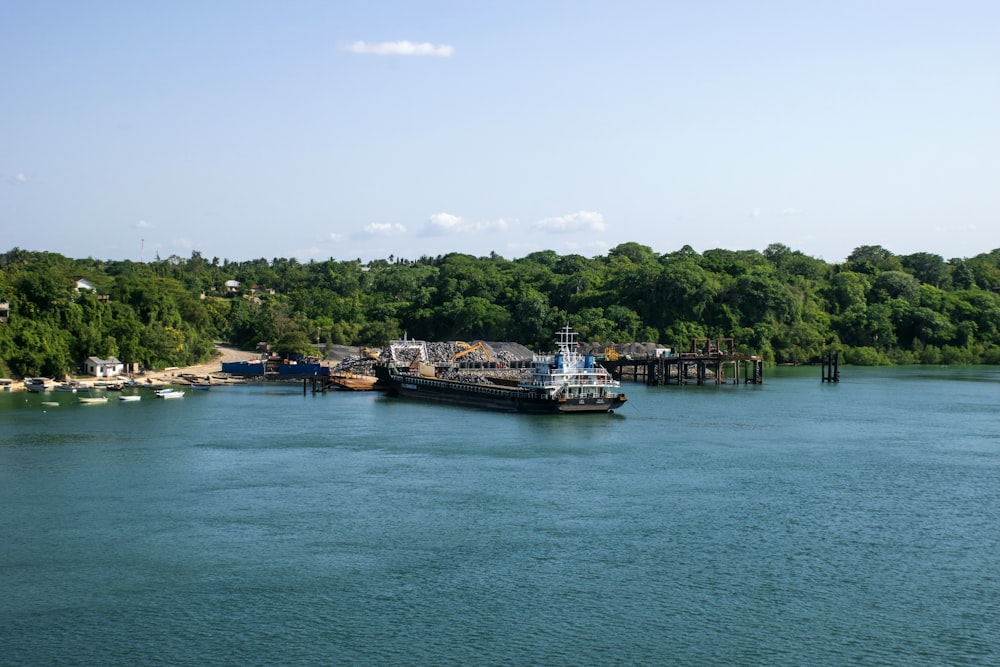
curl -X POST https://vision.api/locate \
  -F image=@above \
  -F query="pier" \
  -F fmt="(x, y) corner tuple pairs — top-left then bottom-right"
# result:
(599, 337), (763, 386)
(305, 336), (765, 391)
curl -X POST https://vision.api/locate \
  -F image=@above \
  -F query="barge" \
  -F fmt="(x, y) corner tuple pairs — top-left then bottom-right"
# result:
(376, 326), (626, 414)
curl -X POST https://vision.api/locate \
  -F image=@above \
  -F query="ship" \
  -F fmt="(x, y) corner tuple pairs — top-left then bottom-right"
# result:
(375, 326), (627, 414)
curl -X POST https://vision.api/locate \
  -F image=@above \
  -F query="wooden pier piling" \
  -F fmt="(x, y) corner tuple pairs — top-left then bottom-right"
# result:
(821, 351), (839, 383)
(599, 337), (763, 386)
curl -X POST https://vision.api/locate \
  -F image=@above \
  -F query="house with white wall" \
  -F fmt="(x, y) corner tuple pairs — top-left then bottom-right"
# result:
(84, 356), (124, 378)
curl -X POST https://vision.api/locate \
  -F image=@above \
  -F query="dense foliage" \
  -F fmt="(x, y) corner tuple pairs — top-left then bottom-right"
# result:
(2, 243), (1000, 378)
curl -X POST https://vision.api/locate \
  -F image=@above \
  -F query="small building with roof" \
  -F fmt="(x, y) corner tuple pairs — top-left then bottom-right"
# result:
(84, 356), (125, 378)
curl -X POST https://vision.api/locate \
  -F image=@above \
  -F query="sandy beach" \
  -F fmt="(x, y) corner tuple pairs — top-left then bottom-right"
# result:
(143, 343), (361, 385)
(142, 344), (261, 384)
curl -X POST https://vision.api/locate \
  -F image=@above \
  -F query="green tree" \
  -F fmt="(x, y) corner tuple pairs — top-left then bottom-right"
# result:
(274, 330), (316, 358)
(900, 252), (950, 288)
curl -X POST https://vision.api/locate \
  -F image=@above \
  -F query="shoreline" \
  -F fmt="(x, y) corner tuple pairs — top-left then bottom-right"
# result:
(6, 344), (361, 392)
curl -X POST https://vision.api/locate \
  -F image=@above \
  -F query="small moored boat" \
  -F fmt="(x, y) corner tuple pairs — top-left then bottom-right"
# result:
(25, 378), (55, 392)
(119, 395), (141, 402)
(79, 396), (109, 404)
(155, 389), (184, 399)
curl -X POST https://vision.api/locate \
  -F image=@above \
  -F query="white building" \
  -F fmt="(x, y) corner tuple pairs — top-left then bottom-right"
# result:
(84, 356), (125, 378)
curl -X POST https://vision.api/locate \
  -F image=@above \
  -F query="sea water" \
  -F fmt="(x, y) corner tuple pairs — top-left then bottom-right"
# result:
(1, 367), (998, 666)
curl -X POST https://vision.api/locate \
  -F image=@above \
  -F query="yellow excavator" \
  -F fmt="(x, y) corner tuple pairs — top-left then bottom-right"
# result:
(359, 346), (379, 360)
(450, 341), (493, 362)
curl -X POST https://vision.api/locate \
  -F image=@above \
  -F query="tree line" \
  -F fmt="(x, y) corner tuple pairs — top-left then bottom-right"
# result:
(2, 242), (1000, 378)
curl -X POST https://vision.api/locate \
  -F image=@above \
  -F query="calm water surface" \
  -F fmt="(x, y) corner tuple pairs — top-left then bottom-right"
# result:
(1, 367), (998, 666)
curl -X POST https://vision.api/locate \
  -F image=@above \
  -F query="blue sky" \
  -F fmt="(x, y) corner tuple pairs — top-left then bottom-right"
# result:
(3, 1), (998, 264)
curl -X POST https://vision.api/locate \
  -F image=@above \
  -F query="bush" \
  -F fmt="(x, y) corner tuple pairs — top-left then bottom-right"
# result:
(982, 345), (1000, 364)
(940, 345), (973, 364)
(919, 345), (942, 364)
(843, 346), (890, 365)
(887, 348), (918, 364)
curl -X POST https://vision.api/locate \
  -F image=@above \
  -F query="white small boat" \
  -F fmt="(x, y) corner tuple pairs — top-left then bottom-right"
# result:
(79, 396), (108, 404)
(41, 401), (59, 407)
(25, 378), (55, 392)
(156, 390), (184, 399)
(119, 395), (141, 402)
(95, 381), (123, 390)
(54, 383), (79, 393)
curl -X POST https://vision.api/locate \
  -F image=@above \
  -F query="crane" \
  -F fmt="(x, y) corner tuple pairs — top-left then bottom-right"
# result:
(450, 341), (493, 362)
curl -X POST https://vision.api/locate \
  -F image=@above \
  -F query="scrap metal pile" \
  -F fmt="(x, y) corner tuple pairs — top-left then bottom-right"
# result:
(330, 356), (377, 375)
(391, 340), (527, 382)
(387, 341), (518, 365)
(332, 340), (526, 381)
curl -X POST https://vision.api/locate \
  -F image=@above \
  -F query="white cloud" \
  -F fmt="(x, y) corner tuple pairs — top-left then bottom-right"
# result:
(781, 208), (802, 216)
(422, 212), (511, 235)
(171, 238), (193, 250)
(751, 208), (762, 218)
(135, 219), (154, 229)
(344, 41), (454, 57)
(329, 232), (346, 242)
(363, 222), (407, 236)
(6, 172), (28, 185)
(933, 223), (976, 233)
(532, 210), (606, 233)
(427, 212), (464, 232)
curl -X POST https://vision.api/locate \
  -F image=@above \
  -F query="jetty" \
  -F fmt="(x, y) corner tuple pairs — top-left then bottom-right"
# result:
(599, 337), (763, 385)
(283, 337), (765, 392)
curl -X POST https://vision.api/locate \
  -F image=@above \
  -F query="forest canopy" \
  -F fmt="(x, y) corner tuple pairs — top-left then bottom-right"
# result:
(2, 243), (1000, 378)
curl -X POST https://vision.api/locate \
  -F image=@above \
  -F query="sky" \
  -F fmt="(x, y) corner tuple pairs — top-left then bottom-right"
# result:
(2, 1), (998, 265)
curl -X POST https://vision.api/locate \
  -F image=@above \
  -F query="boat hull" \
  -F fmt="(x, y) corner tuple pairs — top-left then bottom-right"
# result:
(328, 375), (380, 391)
(378, 368), (625, 414)
(155, 389), (185, 399)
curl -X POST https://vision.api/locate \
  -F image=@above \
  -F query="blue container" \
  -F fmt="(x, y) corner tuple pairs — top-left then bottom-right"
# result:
(221, 361), (264, 376)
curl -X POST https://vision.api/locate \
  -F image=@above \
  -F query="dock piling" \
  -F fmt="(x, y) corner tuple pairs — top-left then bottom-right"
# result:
(599, 337), (763, 386)
(821, 352), (840, 383)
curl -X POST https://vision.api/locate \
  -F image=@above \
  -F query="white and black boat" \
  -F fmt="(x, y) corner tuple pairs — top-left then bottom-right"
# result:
(155, 388), (185, 399)
(376, 326), (626, 414)
(24, 377), (55, 393)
